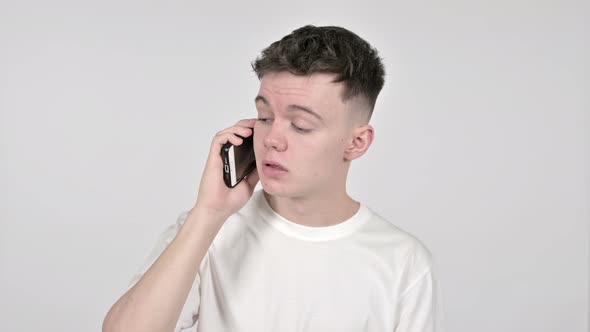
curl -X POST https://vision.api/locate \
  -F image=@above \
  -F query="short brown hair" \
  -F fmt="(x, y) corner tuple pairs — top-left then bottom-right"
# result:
(252, 25), (386, 117)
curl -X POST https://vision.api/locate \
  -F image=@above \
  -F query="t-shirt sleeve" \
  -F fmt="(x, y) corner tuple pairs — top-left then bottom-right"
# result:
(394, 244), (445, 332)
(127, 211), (202, 332)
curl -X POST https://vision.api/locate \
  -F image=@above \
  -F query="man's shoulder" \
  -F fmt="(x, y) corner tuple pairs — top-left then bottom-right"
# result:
(363, 208), (424, 243)
(362, 207), (434, 269)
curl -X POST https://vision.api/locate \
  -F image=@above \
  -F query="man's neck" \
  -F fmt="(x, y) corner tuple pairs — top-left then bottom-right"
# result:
(263, 190), (360, 227)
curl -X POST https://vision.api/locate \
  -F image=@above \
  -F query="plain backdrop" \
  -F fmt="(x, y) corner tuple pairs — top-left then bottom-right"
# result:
(0, 1), (588, 331)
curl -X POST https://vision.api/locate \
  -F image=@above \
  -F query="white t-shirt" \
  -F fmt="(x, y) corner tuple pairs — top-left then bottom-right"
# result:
(129, 190), (444, 331)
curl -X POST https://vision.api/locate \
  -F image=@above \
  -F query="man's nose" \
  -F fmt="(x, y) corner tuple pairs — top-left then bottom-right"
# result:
(263, 122), (287, 151)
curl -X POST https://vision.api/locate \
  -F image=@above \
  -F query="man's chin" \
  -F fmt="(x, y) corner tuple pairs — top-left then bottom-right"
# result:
(261, 180), (293, 198)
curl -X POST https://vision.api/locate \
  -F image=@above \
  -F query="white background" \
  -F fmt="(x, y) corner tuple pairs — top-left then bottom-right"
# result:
(0, 1), (588, 331)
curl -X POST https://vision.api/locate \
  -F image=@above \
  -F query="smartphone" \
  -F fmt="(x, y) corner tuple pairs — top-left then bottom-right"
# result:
(220, 130), (256, 188)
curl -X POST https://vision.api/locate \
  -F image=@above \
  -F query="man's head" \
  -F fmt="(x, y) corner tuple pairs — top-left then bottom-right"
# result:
(251, 25), (385, 198)
(252, 25), (385, 119)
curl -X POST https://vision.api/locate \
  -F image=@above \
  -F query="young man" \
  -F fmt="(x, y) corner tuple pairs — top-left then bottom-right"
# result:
(103, 25), (443, 332)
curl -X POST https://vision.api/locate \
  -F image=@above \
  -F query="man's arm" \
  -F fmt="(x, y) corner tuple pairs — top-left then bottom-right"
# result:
(102, 119), (260, 332)
(102, 208), (224, 332)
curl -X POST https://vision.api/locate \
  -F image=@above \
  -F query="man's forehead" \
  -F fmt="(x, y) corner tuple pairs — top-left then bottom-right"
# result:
(257, 72), (345, 106)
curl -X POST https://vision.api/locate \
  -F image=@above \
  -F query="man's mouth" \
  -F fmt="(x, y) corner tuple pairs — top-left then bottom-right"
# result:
(263, 160), (288, 171)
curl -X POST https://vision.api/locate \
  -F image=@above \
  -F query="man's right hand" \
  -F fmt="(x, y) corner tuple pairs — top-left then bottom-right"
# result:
(193, 118), (260, 221)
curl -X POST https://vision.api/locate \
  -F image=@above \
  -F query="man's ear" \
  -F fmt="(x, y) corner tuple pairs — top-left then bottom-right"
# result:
(343, 124), (374, 161)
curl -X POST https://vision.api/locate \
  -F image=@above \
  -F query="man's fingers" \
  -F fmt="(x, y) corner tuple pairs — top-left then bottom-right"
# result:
(216, 126), (253, 138)
(210, 133), (243, 156)
(235, 118), (257, 127)
(216, 119), (256, 134)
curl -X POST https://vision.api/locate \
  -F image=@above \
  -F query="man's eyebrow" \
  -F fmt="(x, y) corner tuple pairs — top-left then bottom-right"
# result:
(254, 95), (270, 106)
(254, 95), (323, 121)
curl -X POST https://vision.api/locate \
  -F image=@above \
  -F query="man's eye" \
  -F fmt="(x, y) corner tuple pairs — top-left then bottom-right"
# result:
(292, 124), (311, 133)
(257, 118), (272, 123)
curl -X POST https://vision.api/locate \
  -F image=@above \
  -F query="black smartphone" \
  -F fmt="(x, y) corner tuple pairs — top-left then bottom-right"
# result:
(220, 130), (256, 188)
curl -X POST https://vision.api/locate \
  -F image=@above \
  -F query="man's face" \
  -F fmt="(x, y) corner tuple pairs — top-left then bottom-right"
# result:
(253, 71), (360, 198)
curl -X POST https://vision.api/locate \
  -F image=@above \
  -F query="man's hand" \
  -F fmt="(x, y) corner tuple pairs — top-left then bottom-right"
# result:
(194, 118), (260, 221)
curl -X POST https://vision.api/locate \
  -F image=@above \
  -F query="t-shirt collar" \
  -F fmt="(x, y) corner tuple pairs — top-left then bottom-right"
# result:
(255, 190), (371, 242)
